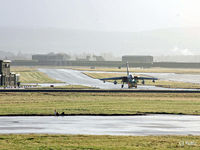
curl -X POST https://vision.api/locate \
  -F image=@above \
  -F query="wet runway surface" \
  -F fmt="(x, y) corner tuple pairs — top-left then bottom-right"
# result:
(1, 115), (200, 135)
(38, 69), (173, 90)
(140, 72), (200, 84)
(39, 68), (120, 89)
(83, 70), (200, 84)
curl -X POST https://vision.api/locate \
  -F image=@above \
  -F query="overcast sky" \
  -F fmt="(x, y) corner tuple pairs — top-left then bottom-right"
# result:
(1, 0), (200, 32)
(1, 0), (200, 56)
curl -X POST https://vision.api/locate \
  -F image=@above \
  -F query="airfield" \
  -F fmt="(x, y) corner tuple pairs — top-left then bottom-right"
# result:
(38, 68), (200, 90)
(1, 67), (200, 149)
(2, 67), (200, 93)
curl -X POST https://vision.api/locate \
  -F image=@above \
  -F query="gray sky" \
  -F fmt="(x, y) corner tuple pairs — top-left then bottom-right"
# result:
(1, 0), (200, 56)
(1, 0), (200, 32)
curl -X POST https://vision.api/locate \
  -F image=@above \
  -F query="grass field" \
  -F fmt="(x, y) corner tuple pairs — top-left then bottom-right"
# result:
(84, 72), (200, 89)
(10, 67), (62, 83)
(1, 92), (200, 115)
(0, 134), (199, 150)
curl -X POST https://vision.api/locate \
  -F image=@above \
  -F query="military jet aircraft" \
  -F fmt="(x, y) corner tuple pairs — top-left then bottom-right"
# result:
(100, 63), (158, 88)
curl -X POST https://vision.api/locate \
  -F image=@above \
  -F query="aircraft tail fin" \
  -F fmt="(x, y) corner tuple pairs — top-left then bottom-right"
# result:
(126, 62), (129, 75)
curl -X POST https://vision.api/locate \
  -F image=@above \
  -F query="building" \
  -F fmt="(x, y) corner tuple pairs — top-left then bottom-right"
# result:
(76, 55), (105, 61)
(122, 55), (153, 64)
(92, 55), (105, 61)
(0, 60), (20, 87)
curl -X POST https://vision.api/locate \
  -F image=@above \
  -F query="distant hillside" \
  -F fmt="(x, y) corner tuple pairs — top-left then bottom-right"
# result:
(0, 27), (200, 55)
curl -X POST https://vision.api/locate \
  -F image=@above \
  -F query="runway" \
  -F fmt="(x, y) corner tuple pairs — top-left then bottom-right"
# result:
(82, 70), (200, 84)
(139, 72), (200, 84)
(39, 68), (121, 89)
(1, 115), (200, 136)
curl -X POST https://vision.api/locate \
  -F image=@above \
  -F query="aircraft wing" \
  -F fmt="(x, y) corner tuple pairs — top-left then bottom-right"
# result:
(100, 76), (127, 81)
(137, 77), (158, 80)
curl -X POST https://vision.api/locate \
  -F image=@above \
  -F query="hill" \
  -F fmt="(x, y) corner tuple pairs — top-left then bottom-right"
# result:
(0, 27), (199, 55)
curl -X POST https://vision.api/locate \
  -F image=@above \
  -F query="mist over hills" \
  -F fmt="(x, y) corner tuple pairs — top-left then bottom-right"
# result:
(0, 27), (200, 56)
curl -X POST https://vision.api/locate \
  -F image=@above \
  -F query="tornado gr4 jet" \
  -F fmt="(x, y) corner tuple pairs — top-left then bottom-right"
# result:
(100, 63), (158, 88)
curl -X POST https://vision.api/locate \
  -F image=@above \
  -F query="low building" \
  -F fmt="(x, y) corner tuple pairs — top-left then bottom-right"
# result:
(0, 60), (20, 87)
(122, 55), (153, 64)
(76, 55), (105, 61)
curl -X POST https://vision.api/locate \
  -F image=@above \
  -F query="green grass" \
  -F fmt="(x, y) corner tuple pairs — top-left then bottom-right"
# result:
(1, 92), (200, 115)
(0, 134), (199, 150)
(84, 72), (200, 89)
(11, 67), (62, 83)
